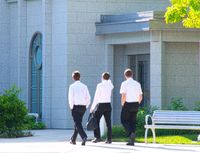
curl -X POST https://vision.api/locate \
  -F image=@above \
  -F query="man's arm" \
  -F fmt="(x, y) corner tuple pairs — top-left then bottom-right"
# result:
(120, 82), (126, 106)
(138, 83), (143, 104)
(85, 86), (91, 109)
(138, 94), (143, 104)
(90, 85), (100, 112)
(121, 93), (126, 106)
(68, 86), (74, 110)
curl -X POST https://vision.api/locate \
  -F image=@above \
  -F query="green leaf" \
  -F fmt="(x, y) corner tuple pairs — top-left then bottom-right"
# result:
(165, 0), (200, 28)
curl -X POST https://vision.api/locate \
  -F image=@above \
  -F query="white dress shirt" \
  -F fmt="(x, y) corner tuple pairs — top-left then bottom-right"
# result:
(120, 78), (143, 103)
(68, 81), (91, 110)
(91, 80), (114, 110)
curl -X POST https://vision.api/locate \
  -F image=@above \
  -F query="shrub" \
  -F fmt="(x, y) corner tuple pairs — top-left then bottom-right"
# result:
(24, 115), (35, 129)
(194, 101), (200, 111)
(168, 98), (187, 110)
(33, 122), (46, 129)
(111, 125), (126, 138)
(24, 114), (46, 130)
(0, 86), (31, 138)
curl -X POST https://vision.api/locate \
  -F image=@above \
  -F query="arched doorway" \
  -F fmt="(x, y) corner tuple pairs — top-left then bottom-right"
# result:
(29, 32), (42, 119)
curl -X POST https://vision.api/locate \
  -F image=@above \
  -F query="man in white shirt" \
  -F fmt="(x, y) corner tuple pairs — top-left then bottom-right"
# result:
(120, 69), (143, 146)
(68, 71), (91, 146)
(90, 72), (114, 144)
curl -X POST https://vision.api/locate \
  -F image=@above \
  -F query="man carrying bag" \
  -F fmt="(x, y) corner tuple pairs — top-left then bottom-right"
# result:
(90, 72), (114, 144)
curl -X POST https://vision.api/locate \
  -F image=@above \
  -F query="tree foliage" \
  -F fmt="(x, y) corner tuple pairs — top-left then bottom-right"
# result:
(165, 0), (200, 28)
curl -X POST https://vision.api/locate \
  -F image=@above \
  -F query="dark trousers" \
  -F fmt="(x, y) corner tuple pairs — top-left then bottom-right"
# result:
(71, 105), (87, 141)
(121, 102), (139, 137)
(94, 103), (112, 140)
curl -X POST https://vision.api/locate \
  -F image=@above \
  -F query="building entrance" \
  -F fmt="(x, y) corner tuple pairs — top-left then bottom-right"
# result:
(129, 54), (150, 107)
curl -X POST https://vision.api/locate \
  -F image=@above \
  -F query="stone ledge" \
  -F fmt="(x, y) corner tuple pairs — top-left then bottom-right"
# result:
(6, 0), (37, 3)
(6, 0), (17, 3)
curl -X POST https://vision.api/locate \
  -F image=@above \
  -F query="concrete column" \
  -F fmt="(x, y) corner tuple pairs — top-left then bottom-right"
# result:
(18, 0), (27, 102)
(42, 0), (52, 127)
(51, 0), (68, 128)
(150, 31), (164, 108)
(104, 44), (113, 71)
(0, 0), (9, 91)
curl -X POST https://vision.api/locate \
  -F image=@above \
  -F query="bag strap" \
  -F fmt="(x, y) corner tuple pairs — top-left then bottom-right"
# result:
(87, 113), (95, 122)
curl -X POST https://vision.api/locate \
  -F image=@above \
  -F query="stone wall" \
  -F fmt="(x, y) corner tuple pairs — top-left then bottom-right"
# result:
(163, 42), (200, 109)
(0, 1), (9, 92)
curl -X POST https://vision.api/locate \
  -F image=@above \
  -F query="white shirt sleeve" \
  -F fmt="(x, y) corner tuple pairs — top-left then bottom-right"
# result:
(138, 83), (143, 95)
(120, 82), (126, 94)
(85, 86), (91, 108)
(91, 84), (100, 110)
(68, 85), (74, 110)
(109, 80), (114, 90)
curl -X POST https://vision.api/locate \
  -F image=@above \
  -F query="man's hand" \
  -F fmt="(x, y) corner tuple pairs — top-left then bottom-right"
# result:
(90, 108), (93, 113)
(138, 95), (143, 104)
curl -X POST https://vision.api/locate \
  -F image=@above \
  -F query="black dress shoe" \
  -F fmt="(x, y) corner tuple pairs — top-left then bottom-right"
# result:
(70, 139), (76, 145)
(105, 139), (112, 144)
(81, 137), (87, 146)
(126, 133), (135, 146)
(91, 138), (102, 143)
(126, 142), (135, 146)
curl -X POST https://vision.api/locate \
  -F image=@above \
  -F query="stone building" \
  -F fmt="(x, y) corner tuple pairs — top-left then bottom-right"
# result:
(0, 0), (200, 128)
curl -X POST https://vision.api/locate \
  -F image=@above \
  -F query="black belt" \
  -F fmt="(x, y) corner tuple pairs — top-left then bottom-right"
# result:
(74, 105), (86, 107)
(126, 101), (138, 103)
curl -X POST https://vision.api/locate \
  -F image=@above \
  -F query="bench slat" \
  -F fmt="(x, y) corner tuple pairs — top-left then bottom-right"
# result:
(154, 113), (200, 115)
(153, 122), (200, 125)
(153, 119), (200, 122)
(154, 112), (200, 114)
(153, 114), (200, 116)
(153, 116), (200, 120)
(154, 110), (200, 113)
(145, 125), (200, 130)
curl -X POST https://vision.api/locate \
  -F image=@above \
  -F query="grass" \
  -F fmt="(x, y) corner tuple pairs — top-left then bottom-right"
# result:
(112, 134), (200, 145)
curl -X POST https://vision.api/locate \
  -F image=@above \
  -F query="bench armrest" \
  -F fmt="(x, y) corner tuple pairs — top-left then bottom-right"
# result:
(145, 114), (152, 125)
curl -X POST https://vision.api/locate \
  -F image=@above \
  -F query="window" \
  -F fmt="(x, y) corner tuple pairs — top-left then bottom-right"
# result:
(29, 32), (42, 119)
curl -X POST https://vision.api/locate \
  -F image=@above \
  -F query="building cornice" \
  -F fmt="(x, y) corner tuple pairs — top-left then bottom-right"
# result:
(96, 11), (200, 35)
(95, 11), (153, 35)
(6, 0), (17, 3)
(6, 0), (37, 3)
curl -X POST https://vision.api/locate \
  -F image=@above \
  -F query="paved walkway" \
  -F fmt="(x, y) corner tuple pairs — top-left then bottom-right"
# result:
(0, 130), (199, 153)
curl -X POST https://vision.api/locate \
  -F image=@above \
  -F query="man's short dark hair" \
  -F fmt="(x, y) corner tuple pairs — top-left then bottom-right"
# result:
(124, 68), (133, 78)
(72, 71), (80, 80)
(102, 72), (110, 80)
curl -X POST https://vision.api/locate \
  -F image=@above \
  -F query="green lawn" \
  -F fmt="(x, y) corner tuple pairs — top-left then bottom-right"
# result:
(112, 134), (200, 145)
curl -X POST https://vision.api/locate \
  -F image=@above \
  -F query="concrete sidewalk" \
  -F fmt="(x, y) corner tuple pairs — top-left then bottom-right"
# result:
(0, 129), (199, 153)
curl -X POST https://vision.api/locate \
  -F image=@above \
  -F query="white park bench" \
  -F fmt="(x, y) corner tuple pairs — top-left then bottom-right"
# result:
(144, 110), (200, 144)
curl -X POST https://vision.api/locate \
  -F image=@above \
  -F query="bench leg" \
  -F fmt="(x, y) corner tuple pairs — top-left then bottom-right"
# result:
(145, 128), (149, 144)
(151, 128), (156, 144)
